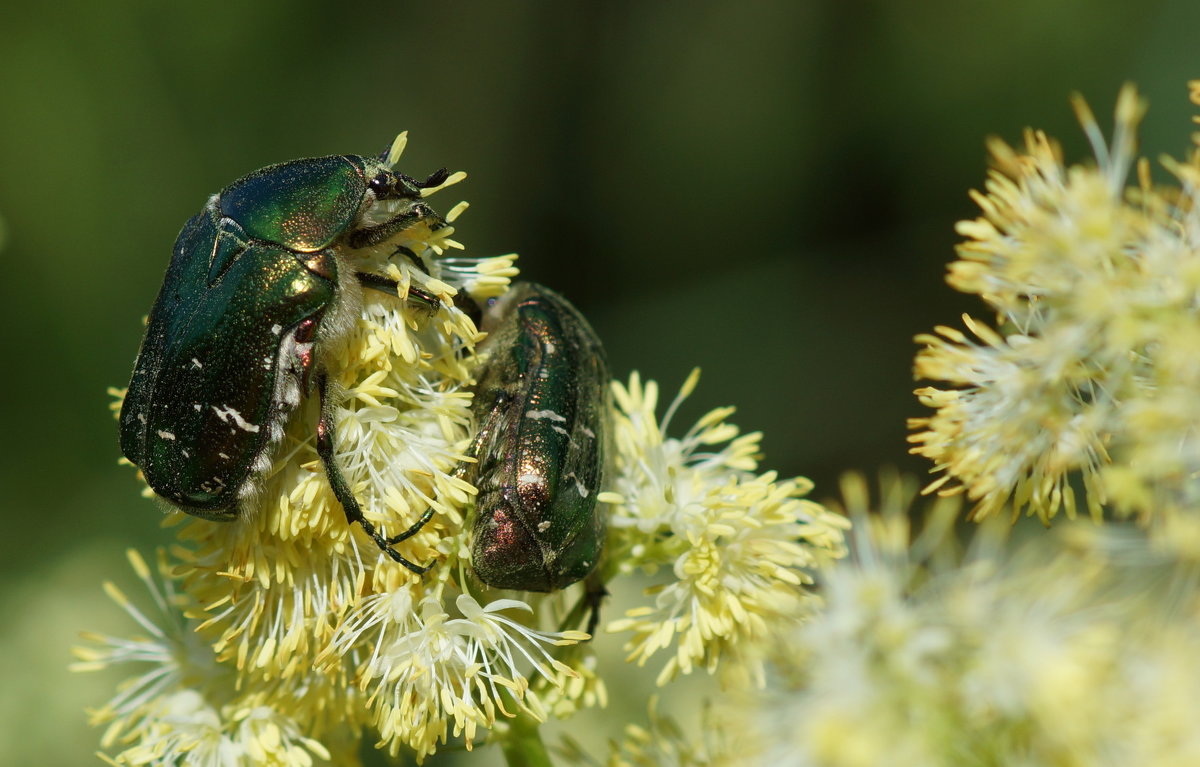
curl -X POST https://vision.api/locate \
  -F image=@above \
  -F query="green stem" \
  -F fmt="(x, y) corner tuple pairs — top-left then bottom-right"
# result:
(500, 712), (553, 767)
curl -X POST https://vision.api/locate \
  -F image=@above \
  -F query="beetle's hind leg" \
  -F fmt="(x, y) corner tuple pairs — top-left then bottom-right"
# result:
(316, 373), (434, 575)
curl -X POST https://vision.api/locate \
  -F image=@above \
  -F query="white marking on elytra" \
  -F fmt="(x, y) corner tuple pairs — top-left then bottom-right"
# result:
(551, 424), (569, 436)
(199, 475), (228, 494)
(565, 471), (590, 498)
(156, 430), (176, 441)
(137, 414), (147, 424)
(526, 409), (566, 422)
(271, 324), (282, 335)
(581, 426), (595, 439)
(544, 341), (556, 354)
(191, 358), (203, 369)
(193, 403), (202, 411)
(519, 472), (544, 485)
(218, 452), (230, 460)
(181, 449), (190, 459)
(537, 520), (551, 533)
(538, 369), (550, 379)
(211, 404), (260, 433)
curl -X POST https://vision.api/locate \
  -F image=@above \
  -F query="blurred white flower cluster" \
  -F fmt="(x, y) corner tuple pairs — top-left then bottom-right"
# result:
(722, 475), (1200, 767)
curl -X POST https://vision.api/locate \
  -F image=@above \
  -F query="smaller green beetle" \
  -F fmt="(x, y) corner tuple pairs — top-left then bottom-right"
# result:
(120, 144), (448, 573)
(465, 282), (609, 593)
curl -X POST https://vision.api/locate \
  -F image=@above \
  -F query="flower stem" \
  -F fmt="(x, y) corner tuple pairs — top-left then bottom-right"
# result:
(500, 713), (553, 767)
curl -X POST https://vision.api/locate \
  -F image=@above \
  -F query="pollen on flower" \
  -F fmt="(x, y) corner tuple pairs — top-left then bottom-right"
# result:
(912, 84), (1200, 528)
(605, 370), (849, 686)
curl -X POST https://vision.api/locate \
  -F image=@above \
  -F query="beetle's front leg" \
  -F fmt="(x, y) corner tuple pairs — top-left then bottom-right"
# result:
(356, 272), (441, 314)
(348, 202), (446, 250)
(316, 372), (433, 574)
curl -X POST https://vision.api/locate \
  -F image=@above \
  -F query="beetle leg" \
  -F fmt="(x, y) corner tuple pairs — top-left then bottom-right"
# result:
(454, 291), (484, 331)
(348, 203), (446, 250)
(391, 245), (432, 276)
(355, 272), (441, 314)
(316, 373), (434, 575)
(584, 572), (608, 638)
(385, 506), (435, 544)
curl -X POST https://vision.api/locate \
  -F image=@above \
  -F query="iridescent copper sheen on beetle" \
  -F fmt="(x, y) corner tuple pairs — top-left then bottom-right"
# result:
(466, 283), (609, 591)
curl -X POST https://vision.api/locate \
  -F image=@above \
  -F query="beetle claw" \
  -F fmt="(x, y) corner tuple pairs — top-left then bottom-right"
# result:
(373, 533), (434, 575)
(353, 514), (435, 575)
(376, 507), (437, 573)
(385, 506), (436, 545)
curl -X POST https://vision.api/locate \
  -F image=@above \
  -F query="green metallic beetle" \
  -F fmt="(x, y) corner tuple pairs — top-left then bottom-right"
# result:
(465, 282), (609, 593)
(119, 148), (448, 573)
(120, 145), (610, 594)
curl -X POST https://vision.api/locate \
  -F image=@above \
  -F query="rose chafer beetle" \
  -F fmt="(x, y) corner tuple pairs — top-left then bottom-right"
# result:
(119, 143), (450, 573)
(465, 282), (609, 593)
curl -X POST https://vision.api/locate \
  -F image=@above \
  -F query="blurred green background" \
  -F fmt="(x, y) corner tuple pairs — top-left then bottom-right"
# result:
(1, 1), (1197, 764)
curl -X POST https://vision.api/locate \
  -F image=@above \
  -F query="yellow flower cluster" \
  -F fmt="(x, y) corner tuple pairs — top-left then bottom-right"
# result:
(724, 474), (1200, 767)
(604, 370), (849, 687)
(79, 135), (846, 764)
(73, 550), (340, 766)
(911, 84), (1200, 527)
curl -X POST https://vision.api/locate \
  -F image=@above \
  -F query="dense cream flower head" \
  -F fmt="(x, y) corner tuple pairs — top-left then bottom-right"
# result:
(81, 134), (846, 765)
(724, 473), (1200, 767)
(911, 83), (1200, 530)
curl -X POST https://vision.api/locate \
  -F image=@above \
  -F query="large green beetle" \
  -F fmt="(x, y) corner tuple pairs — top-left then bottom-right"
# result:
(119, 149), (448, 573)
